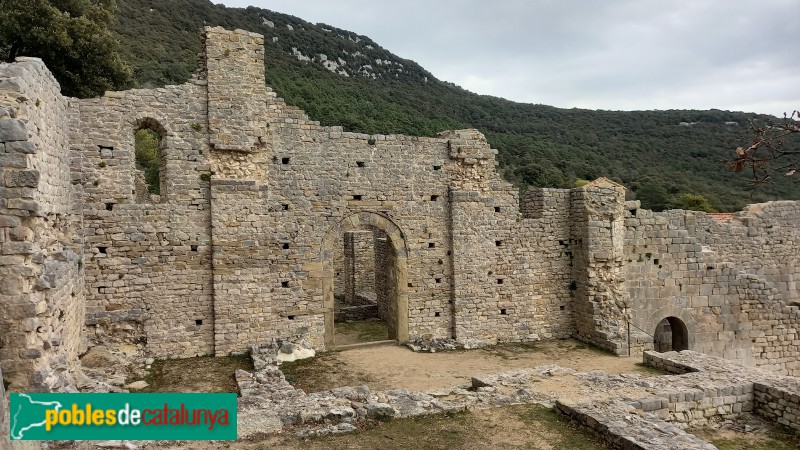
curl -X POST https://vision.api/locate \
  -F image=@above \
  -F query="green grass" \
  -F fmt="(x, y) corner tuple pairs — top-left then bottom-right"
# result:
(136, 354), (253, 393)
(335, 320), (389, 342)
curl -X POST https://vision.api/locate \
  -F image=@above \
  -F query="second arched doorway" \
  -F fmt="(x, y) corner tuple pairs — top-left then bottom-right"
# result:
(653, 316), (689, 352)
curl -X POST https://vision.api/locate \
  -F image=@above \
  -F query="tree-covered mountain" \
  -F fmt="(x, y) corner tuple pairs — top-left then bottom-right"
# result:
(111, 0), (798, 211)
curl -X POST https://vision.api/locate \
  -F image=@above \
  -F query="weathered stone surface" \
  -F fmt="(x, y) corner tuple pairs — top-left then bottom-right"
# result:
(0, 118), (27, 141)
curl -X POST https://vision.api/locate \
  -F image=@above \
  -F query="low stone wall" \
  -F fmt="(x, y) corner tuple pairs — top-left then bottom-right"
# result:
(754, 380), (800, 431)
(555, 399), (717, 450)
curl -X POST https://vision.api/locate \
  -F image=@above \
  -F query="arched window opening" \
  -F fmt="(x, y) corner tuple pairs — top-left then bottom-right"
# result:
(134, 118), (166, 202)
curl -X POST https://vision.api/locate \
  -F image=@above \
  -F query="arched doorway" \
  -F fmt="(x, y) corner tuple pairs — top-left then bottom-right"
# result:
(653, 317), (689, 352)
(320, 212), (409, 348)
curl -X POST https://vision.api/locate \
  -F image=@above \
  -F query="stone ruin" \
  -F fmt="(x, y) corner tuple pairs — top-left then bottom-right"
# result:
(0, 25), (799, 446)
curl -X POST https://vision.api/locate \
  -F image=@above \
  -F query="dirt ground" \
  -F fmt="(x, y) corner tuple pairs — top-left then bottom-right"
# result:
(282, 338), (657, 392)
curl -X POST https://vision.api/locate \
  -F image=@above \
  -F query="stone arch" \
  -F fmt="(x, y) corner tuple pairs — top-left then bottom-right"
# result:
(642, 306), (696, 351)
(320, 211), (409, 348)
(132, 117), (170, 203)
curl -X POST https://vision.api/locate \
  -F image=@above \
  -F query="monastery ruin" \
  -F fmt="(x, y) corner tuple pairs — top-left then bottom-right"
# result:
(1, 26), (799, 405)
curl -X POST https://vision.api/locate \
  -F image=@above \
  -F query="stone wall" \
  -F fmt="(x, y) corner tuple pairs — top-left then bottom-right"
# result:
(2, 26), (800, 386)
(754, 379), (800, 431)
(0, 58), (84, 391)
(1, 366), (7, 445)
(623, 202), (800, 374)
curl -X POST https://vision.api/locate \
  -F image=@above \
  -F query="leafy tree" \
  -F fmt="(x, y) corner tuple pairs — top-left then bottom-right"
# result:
(635, 182), (672, 211)
(672, 193), (716, 212)
(0, 0), (132, 98)
(726, 110), (800, 184)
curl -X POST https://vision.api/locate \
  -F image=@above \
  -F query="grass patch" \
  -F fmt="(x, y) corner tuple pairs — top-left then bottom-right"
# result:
(280, 352), (374, 392)
(136, 354), (253, 393)
(510, 404), (607, 449)
(335, 319), (389, 342)
(633, 362), (669, 376)
(692, 421), (800, 450)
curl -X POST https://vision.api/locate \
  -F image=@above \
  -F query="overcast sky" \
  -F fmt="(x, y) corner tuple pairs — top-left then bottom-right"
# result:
(216, 0), (799, 117)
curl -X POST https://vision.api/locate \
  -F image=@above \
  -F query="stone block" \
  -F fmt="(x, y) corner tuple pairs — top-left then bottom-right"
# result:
(4, 169), (39, 188)
(0, 119), (28, 141)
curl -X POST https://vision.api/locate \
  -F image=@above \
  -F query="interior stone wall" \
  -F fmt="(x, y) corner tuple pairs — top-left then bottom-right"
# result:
(0, 58), (85, 391)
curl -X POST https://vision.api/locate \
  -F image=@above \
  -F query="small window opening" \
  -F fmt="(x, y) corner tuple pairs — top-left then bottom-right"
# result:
(653, 259), (659, 265)
(281, 157), (290, 164)
(630, 208), (638, 217)
(494, 207), (501, 213)
(288, 315), (296, 320)
(497, 278), (504, 285)
(408, 283), (413, 287)
(353, 195), (363, 200)
(433, 165), (441, 171)
(428, 242), (436, 248)
(559, 240), (566, 246)
(98, 246), (107, 254)
(282, 243), (290, 249)
(105, 203), (114, 211)
(195, 319), (203, 326)
(434, 312), (441, 317)
(281, 281), (289, 288)
(97, 287), (103, 294)
(560, 305), (565, 311)
(430, 195), (439, 201)
(356, 161), (365, 168)
(435, 278), (442, 284)
(707, 266), (715, 270)
(495, 240), (502, 247)
(191, 245), (198, 252)
(500, 309), (507, 315)
(134, 120), (164, 197)
(281, 204), (290, 211)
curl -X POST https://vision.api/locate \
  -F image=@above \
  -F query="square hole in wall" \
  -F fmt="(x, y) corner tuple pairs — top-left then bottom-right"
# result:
(497, 278), (504, 285)
(500, 308), (507, 315)
(281, 157), (290, 164)
(428, 242), (436, 248)
(430, 195), (439, 201)
(560, 305), (565, 311)
(281, 281), (290, 288)
(98, 246), (107, 254)
(191, 245), (198, 252)
(282, 204), (290, 211)
(494, 207), (501, 213)
(408, 283), (413, 288)
(434, 311), (441, 317)
(282, 243), (290, 249)
(433, 165), (441, 171)
(495, 240), (502, 247)
(353, 195), (363, 200)
(105, 203), (113, 211)
(435, 278), (442, 284)
(288, 315), (295, 320)
(195, 319), (203, 325)
(357, 161), (366, 168)
(653, 259), (659, 265)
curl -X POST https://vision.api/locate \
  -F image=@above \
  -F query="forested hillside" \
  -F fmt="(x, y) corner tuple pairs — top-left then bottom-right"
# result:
(111, 0), (798, 211)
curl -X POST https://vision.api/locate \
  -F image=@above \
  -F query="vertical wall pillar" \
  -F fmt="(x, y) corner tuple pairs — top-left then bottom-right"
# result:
(571, 178), (629, 354)
(343, 231), (356, 306)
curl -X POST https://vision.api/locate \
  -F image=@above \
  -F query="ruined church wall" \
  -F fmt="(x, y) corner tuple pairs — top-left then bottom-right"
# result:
(623, 204), (800, 374)
(71, 81), (214, 359)
(0, 59), (84, 390)
(672, 202), (800, 305)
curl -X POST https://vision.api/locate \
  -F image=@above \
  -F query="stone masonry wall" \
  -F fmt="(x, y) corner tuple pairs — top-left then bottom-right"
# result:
(0, 58), (85, 391)
(2, 26), (799, 385)
(72, 67), (213, 359)
(624, 203), (800, 374)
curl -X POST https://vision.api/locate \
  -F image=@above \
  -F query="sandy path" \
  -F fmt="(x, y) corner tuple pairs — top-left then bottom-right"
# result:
(333, 339), (648, 391)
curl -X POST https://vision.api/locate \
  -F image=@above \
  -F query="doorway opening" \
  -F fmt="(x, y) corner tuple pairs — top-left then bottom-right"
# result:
(653, 316), (689, 352)
(321, 212), (409, 348)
